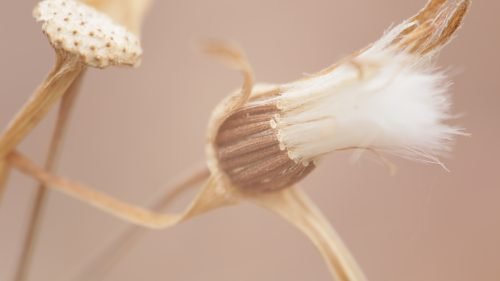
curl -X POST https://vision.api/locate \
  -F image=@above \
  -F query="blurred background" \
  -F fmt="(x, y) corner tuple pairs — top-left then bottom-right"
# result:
(1, 0), (499, 280)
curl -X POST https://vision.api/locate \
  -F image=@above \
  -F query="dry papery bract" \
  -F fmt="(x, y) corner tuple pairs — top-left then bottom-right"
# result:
(6, 0), (470, 281)
(0, 1), (148, 281)
(82, 0), (153, 35)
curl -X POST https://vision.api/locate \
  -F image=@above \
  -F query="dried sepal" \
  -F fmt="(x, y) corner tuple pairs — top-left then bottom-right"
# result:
(204, 43), (270, 187)
(202, 41), (255, 115)
(215, 97), (316, 192)
(394, 0), (471, 55)
(34, 0), (142, 68)
(82, 0), (153, 35)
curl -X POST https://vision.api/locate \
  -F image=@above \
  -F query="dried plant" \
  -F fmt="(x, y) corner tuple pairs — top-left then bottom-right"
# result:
(0, 0), (143, 167)
(3, 0), (470, 280)
(0, 1), (150, 280)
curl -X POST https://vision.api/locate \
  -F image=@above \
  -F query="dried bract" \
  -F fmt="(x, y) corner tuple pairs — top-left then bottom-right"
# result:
(214, 94), (316, 193)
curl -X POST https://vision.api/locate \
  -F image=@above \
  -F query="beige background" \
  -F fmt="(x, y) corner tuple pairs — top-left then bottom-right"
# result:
(1, 0), (499, 281)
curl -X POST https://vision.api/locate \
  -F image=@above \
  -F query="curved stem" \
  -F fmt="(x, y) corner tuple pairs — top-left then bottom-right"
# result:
(0, 53), (83, 201)
(72, 165), (209, 281)
(0, 53), (83, 158)
(8, 151), (237, 229)
(252, 187), (367, 281)
(202, 42), (254, 109)
(0, 160), (10, 202)
(13, 71), (86, 281)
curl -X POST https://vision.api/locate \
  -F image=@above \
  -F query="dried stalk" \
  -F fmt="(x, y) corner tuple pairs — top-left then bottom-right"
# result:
(0, 54), (83, 159)
(8, 150), (367, 281)
(252, 188), (367, 281)
(73, 165), (209, 281)
(0, 52), (83, 201)
(13, 72), (85, 281)
(0, 0), (144, 202)
(0, 158), (10, 201)
(8, 151), (238, 229)
(1, 1), (147, 280)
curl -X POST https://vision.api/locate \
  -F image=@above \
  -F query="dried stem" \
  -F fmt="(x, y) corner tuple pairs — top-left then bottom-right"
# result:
(0, 53), (83, 158)
(13, 71), (86, 281)
(73, 165), (209, 281)
(0, 160), (10, 201)
(8, 151), (237, 228)
(253, 187), (367, 281)
(10, 149), (366, 280)
(0, 53), (83, 200)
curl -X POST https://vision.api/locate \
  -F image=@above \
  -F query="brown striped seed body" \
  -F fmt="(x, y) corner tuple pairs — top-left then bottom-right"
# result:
(214, 98), (315, 193)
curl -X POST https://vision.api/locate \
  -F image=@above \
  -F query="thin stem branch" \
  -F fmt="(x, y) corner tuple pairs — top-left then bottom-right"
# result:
(0, 54), (83, 201)
(0, 53), (83, 158)
(0, 160), (10, 202)
(7, 151), (236, 229)
(73, 165), (209, 281)
(253, 187), (367, 281)
(13, 71), (86, 281)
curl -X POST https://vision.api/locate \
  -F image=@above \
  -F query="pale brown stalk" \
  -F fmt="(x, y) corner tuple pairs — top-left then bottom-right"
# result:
(0, 159), (10, 201)
(0, 52), (83, 202)
(0, 0), (149, 202)
(9, 149), (366, 281)
(6, 0), (150, 279)
(252, 188), (367, 281)
(73, 165), (209, 281)
(10, 145), (366, 281)
(0, 53), (83, 159)
(7, 151), (237, 229)
(13, 71), (86, 281)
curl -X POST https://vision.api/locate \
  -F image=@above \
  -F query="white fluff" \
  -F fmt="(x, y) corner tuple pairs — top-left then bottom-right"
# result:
(270, 25), (462, 166)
